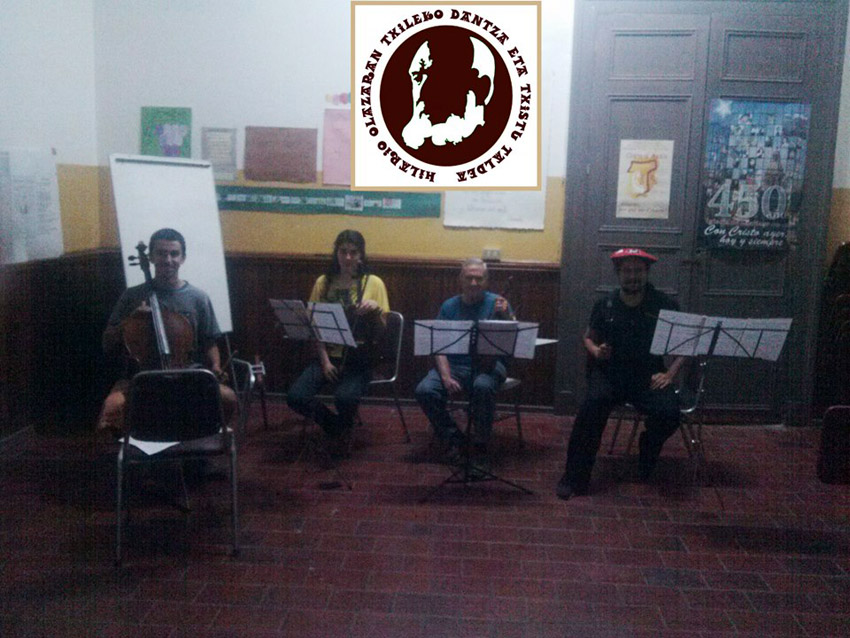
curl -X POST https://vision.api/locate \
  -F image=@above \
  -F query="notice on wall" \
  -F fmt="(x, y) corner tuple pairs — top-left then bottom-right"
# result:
(444, 189), (544, 229)
(698, 100), (810, 251)
(244, 126), (317, 183)
(201, 127), (237, 181)
(140, 106), (192, 158)
(615, 140), (674, 219)
(0, 148), (64, 265)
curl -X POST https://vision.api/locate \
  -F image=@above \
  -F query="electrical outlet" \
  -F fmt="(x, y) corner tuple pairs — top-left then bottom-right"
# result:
(482, 248), (501, 261)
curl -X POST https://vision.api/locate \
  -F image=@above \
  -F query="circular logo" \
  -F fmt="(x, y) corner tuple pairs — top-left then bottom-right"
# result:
(379, 25), (512, 167)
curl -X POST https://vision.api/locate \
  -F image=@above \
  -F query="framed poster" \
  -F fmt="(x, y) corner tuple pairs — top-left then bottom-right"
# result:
(140, 106), (192, 158)
(699, 99), (810, 250)
(615, 139), (674, 219)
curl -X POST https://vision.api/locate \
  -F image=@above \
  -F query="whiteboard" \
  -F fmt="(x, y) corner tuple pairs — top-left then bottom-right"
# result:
(109, 154), (233, 333)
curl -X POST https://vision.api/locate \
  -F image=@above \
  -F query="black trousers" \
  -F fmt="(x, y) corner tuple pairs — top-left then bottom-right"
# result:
(563, 367), (680, 490)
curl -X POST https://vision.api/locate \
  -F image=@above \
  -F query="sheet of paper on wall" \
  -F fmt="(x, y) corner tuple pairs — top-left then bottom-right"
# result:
(201, 127), (237, 181)
(322, 109), (351, 186)
(140, 106), (192, 158)
(244, 126), (317, 182)
(0, 148), (63, 265)
(615, 140), (674, 219)
(444, 188), (545, 229)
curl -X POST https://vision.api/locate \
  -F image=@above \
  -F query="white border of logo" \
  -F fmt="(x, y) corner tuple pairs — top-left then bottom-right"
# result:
(351, 1), (541, 191)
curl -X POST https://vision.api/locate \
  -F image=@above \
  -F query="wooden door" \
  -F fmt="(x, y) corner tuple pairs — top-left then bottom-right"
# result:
(556, 0), (848, 424)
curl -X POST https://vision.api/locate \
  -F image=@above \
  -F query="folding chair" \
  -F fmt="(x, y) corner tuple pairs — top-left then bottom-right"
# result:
(231, 356), (268, 434)
(606, 358), (709, 481)
(446, 375), (525, 448)
(354, 310), (411, 443)
(116, 368), (239, 565)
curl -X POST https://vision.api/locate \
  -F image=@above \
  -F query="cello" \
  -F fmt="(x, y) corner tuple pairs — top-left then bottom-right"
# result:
(121, 241), (194, 372)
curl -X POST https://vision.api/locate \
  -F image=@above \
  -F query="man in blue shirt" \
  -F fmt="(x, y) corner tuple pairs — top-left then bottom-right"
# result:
(415, 258), (514, 463)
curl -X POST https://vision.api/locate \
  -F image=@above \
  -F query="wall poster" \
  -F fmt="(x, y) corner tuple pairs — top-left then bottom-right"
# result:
(140, 106), (192, 158)
(699, 99), (810, 250)
(615, 139), (674, 219)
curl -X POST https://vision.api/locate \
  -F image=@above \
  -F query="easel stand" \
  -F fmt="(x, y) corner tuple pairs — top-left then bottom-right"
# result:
(270, 299), (360, 490)
(651, 310), (792, 504)
(416, 320), (536, 501)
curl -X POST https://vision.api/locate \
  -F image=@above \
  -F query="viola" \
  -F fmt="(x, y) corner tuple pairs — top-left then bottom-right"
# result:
(121, 241), (194, 371)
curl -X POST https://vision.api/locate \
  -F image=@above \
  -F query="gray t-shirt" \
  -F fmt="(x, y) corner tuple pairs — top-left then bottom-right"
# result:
(108, 281), (221, 365)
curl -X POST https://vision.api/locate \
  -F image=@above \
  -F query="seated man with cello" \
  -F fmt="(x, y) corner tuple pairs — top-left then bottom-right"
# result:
(97, 227), (237, 434)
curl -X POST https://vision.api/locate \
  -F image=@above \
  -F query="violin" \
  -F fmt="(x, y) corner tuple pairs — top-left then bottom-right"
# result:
(121, 241), (194, 372)
(339, 275), (385, 371)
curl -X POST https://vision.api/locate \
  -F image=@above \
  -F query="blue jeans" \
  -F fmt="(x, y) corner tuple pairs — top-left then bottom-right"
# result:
(415, 361), (506, 445)
(286, 360), (370, 436)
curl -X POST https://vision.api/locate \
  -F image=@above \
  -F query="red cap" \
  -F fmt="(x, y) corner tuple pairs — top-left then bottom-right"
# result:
(609, 248), (658, 263)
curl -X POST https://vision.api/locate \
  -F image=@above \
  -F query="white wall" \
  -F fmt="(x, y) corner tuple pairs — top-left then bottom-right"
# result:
(0, 0), (98, 165)
(833, 13), (850, 188)
(93, 0), (573, 176)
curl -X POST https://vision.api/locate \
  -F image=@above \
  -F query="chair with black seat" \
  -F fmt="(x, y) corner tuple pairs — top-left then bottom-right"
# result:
(606, 358), (709, 481)
(116, 368), (238, 565)
(354, 310), (411, 443)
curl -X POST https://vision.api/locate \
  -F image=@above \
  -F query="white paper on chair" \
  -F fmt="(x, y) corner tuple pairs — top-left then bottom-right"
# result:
(477, 320), (539, 359)
(124, 437), (179, 456)
(713, 317), (791, 361)
(414, 320), (473, 356)
(650, 310), (718, 356)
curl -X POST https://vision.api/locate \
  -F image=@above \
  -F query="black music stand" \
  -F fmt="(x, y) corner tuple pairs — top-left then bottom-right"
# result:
(415, 319), (538, 500)
(651, 310), (792, 498)
(270, 298), (358, 490)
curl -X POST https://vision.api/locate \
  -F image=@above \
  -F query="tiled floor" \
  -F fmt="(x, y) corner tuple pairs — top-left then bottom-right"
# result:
(2, 403), (850, 637)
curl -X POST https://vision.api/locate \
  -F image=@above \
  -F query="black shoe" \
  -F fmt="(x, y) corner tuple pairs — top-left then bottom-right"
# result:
(555, 475), (586, 500)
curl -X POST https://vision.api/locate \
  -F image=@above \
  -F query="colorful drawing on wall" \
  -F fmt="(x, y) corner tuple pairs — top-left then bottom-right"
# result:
(699, 100), (810, 251)
(140, 107), (192, 158)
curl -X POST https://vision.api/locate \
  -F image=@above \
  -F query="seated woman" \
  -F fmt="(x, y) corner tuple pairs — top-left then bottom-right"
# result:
(286, 230), (390, 444)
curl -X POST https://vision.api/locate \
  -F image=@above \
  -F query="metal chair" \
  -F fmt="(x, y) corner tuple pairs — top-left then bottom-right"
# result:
(354, 310), (411, 443)
(231, 356), (268, 434)
(446, 375), (525, 448)
(116, 368), (239, 565)
(606, 358), (709, 481)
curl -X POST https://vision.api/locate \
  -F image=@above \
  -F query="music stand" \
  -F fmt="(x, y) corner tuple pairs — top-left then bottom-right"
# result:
(650, 310), (792, 496)
(415, 319), (539, 500)
(269, 298), (359, 490)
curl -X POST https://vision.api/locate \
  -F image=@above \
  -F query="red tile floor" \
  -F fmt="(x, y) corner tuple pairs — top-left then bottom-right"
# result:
(2, 402), (850, 637)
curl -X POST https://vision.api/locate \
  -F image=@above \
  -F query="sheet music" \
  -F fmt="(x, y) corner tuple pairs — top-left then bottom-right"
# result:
(414, 320), (473, 356)
(650, 310), (718, 356)
(714, 317), (791, 361)
(748, 318), (792, 362)
(269, 299), (315, 341)
(308, 302), (357, 347)
(477, 321), (540, 359)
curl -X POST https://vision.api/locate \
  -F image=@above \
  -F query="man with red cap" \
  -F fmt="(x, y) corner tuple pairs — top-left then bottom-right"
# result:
(557, 248), (685, 499)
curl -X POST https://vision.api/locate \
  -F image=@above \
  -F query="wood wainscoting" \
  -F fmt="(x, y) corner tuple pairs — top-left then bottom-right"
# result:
(0, 251), (560, 436)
